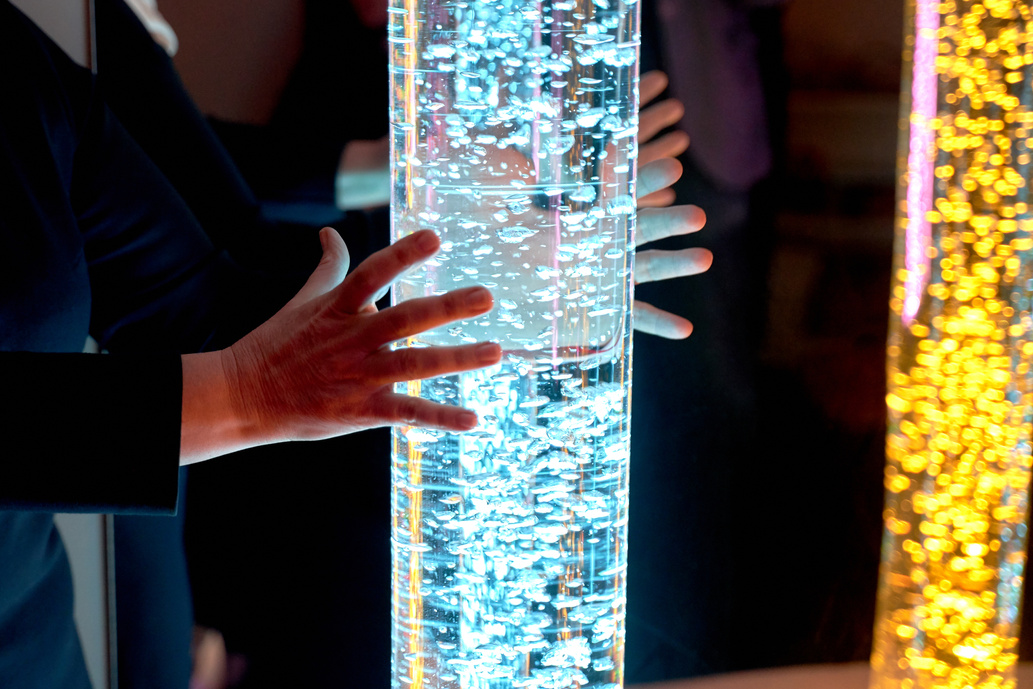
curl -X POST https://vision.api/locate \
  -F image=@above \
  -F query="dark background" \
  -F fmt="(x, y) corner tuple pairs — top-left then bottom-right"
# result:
(627, 0), (904, 678)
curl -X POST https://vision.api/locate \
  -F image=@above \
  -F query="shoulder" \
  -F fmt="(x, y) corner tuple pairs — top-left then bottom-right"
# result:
(0, 1), (97, 143)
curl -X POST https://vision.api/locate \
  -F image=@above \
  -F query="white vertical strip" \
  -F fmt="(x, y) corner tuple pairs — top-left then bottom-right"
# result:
(54, 513), (110, 689)
(9, 0), (91, 67)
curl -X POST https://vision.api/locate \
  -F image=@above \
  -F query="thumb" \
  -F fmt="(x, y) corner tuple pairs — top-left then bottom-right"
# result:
(288, 228), (351, 306)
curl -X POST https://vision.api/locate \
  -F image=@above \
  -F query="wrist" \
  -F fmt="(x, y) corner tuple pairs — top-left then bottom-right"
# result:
(180, 350), (253, 464)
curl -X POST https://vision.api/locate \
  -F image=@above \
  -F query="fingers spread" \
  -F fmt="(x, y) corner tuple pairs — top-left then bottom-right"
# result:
(637, 158), (682, 198)
(638, 98), (684, 143)
(368, 342), (502, 383)
(364, 286), (494, 345)
(333, 230), (440, 313)
(638, 130), (690, 167)
(639, 70), (669, 107)
(634, 301), (693, 339)
(635, 248), (714, 284)
(371, 394), (481, 431)
(636, 205), (706, 246)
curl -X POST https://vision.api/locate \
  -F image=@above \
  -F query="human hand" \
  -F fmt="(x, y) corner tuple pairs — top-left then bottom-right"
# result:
(181, 229), (502, 463)
(636, 71), (690, 208)
(632, 160), (712, 339)
(630, 71), (712, 339)
(227, 228), (503, 437)
(190, 627), (229, 689)
(386, 70), (706, 351)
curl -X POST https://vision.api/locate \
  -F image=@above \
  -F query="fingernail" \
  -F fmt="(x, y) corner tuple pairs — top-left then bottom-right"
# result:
(467, 288), (492, 310)
(416, 231), (439, 252)
(319, 227), (328, 251)
(476, 342), (501, 363)
(457, 411), (478, 429)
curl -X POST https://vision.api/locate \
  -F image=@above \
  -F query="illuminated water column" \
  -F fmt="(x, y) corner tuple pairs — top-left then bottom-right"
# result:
(387, 0), (640, 686)
(870, 2), (1033, 688)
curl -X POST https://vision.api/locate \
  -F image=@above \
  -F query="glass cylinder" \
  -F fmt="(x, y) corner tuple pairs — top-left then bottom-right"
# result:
(387, 0), (640, 685)
(870, 2), (1033, 688)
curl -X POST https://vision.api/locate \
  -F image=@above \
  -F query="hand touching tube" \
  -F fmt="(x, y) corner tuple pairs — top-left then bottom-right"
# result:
(180, 228), (502, 464)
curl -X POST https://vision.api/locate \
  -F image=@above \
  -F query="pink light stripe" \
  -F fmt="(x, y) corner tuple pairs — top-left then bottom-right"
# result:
(903, 0), (939, 326)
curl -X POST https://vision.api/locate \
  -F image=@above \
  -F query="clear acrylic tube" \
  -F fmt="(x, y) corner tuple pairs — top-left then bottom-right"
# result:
(387, 0), (640, 685)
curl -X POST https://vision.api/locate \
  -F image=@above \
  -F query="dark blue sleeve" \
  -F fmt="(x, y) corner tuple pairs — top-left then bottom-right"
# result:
(72, 82), (267, 356)
(0, 353), (182, 514)
(92, 0), (390, 272)
(0, 0), (275, 513)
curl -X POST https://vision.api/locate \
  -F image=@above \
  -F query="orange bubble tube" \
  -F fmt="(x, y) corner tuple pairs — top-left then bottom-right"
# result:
(871, 2), (1033, 688)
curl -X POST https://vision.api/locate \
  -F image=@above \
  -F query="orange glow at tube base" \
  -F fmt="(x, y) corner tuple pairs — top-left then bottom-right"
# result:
(401, 376), (425, 689)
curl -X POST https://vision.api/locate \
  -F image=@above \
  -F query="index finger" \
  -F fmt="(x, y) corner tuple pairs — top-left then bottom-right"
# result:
(333, 230), (441, 313)
(639, 70), (669, 108)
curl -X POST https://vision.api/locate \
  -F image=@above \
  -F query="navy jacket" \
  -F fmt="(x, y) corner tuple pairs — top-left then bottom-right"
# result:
(0, 2), (269, 684)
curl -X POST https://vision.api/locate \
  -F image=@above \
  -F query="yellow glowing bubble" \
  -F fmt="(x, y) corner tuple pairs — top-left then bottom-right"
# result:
(898, 624), (920, 640)
(890, 474), (913, 493)
(890, 518), (914, 535)
(990, 507), (1017, 528)
(969, 568), (997, 583)
(888, 393), (914, 413)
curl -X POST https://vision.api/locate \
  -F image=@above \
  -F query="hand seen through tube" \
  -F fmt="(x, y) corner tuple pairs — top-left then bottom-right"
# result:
(335, 71), (711, 339)
(180, 229), (502, 464)
(632, 70), (712, 338)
